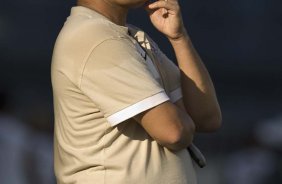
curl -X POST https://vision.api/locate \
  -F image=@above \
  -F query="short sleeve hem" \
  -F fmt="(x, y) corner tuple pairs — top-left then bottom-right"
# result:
(169, 87), (183, 103)
(107, 91), (170, 127)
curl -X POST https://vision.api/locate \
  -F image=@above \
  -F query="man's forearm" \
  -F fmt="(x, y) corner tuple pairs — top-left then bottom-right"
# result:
(169, 31), (222, 132)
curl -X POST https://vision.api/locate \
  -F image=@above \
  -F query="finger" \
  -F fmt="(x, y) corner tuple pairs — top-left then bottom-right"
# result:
(147, 0), (178, 11)
(144, 1), (152, 13)
(162, 0), (168, 15)
(144, 1), (167, 15)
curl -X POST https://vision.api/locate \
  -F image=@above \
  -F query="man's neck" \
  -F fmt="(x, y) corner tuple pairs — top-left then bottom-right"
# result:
(77, 0), (128, 26)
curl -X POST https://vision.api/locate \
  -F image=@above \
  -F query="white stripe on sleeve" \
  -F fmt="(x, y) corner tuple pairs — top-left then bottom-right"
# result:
(107, 91), (170, 126)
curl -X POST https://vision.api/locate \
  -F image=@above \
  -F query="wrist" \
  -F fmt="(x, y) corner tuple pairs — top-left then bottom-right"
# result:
(169, 34), (192, 53)
(168, 29), (190, 44)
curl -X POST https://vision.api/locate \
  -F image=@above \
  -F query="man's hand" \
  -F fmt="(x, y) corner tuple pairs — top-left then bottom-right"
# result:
(145, 0), (187, 41)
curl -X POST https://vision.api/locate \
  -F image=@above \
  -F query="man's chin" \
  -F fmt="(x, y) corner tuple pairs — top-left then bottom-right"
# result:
(128, 0), (150, 9)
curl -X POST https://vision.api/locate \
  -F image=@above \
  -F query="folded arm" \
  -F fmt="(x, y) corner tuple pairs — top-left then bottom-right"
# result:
(146, 0), (222, 132)
(169, 34), (222, 133)
(134, 100), (195, 151)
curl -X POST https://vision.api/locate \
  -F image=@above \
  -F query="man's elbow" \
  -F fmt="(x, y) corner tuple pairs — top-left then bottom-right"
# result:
(161, 123), (195, 151)
(208, 112), (222, 132)
(198, 110), (222, 132)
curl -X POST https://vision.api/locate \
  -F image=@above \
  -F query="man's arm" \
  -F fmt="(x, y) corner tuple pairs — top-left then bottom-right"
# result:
(134, 100), (195, 151)
(169, 34), (222, 132)
(146, 0), (222, 132)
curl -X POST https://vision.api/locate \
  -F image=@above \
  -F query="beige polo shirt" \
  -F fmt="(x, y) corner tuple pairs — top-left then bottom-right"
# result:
(51, 6), (197, 184)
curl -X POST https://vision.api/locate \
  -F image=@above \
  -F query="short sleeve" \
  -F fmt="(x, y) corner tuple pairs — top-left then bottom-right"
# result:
(155, 48), (183, 103)
(80, 38), (170, 126)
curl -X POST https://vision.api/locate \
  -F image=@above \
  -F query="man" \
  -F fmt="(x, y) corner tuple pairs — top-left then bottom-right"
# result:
(51, 0), (222, 183)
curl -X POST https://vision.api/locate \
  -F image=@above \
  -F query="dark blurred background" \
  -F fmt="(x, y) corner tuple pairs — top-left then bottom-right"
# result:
(0, 0), (282, 183)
